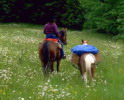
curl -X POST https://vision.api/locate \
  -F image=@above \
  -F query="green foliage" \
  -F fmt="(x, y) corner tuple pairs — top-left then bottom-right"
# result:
(113, 34), (124, 41)
(0, 0), (85, 29)
(0, 0), (123, 34)
(82, 0), (124, 35)
(117, 1), (124, 33)
(0, 0), (16, 21)
(61, 0), (85, 29)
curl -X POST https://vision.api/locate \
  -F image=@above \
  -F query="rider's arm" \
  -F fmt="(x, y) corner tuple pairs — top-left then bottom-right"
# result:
(54, 24), (60, 37)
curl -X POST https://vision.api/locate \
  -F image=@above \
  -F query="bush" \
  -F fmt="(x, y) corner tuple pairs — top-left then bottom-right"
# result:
(0, 0), (85, 30)
(61, 0), (85, 30)
(83, 0), (124, 35)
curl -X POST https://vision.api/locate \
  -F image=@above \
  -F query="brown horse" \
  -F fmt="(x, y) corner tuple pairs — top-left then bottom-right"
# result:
(39, 28), (67, 75)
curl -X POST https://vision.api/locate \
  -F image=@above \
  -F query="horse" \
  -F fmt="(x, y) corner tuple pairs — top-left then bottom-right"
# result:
(39, 28), (67, 75)
(71, 40), (101, 83)
(79, 53), (96, 83)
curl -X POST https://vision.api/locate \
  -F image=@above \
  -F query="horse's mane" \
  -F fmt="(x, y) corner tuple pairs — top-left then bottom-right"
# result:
(59, 30), (65, 36)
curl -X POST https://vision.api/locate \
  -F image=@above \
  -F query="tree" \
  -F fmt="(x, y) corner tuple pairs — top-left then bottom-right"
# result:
(83, 0), (124, 35)
(0, 0), (85, 30)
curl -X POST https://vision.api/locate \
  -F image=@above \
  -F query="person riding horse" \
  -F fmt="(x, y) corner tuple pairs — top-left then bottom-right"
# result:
(43, 17), (66, 59)
(39, 18), (67, 75)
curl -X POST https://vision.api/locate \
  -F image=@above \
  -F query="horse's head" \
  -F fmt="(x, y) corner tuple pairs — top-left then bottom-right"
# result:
(59, 28), (67, 45)
(82, 39), (88, 45)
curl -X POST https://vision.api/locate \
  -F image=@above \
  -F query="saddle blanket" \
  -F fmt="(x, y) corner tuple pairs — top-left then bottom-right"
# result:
(39, 38), (61, 49)
(71, 45), (99, 56)
(44, 38), (58, 42)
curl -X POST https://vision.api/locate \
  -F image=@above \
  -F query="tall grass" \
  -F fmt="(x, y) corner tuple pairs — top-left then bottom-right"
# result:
(0, 23), (124, 100)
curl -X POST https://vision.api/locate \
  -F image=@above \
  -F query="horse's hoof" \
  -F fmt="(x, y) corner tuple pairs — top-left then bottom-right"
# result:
(62, 55), (66, 59)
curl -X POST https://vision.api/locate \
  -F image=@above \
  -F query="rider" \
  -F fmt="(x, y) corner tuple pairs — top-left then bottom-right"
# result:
(43, 17), (66, 59)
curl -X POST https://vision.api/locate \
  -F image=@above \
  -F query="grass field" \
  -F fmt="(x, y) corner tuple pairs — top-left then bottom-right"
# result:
(0, 23), (124, 100)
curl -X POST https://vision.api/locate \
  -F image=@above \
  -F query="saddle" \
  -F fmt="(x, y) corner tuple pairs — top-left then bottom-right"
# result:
(44, 38), (58, 42)
(39, 38), (62, 49)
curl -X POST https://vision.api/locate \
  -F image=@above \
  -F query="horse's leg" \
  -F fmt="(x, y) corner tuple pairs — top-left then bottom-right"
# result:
(57, 60), (60, 72)
(91, 63), (96, 80)
(42, 63), (47, 76)
(79, 64), (82, 75)
(42, 61), (51, 76)
(50, 61), (54, 73)
(80, 59), (87, 83)
(81, 67), (87, 83)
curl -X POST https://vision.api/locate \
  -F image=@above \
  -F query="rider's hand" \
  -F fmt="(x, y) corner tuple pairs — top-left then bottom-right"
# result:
(58, 34), (60, 38)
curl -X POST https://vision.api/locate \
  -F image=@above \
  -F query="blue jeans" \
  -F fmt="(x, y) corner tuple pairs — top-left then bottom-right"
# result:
(46, 34), (58, 39)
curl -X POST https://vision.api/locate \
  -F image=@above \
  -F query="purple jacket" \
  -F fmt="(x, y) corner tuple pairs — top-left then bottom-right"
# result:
(44, 23), (60, 36)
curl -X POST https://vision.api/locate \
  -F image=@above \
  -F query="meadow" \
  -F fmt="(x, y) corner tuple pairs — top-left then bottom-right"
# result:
(0, 23), (124, 100)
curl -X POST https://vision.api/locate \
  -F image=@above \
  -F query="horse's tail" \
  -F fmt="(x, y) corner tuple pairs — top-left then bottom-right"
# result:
(43, 41), (50, 69)
(85, 54), (96, 76)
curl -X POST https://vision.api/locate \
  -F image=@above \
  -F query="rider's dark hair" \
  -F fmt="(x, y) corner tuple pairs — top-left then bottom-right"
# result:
(48, 17), (56, 23)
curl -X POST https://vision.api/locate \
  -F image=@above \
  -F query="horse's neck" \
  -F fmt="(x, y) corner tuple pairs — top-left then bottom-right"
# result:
(60, 30), (64, 36)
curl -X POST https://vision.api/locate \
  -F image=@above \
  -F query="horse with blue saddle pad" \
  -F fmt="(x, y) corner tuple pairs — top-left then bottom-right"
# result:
(71, 40), (101, 83)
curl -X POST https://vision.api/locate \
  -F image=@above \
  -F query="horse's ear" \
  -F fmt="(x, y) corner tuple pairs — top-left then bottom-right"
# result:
(82, 39), (84, 43)
(63, 27), (67, 31)
(65, 27), (67, 30)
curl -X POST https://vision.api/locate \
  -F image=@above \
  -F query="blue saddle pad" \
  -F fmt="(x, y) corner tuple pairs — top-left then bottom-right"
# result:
(71, 45), (99, 56)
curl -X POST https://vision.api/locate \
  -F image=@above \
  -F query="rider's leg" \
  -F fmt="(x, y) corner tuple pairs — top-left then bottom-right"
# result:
(58, 40), (66, 58)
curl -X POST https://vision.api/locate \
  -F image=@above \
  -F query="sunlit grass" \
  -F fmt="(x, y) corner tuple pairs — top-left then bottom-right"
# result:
(0, 23), (124, 100)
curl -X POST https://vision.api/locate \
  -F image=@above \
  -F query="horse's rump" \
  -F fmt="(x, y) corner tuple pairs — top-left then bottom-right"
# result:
(70, 53), (101, 67)
(39, 40), (61, 62)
